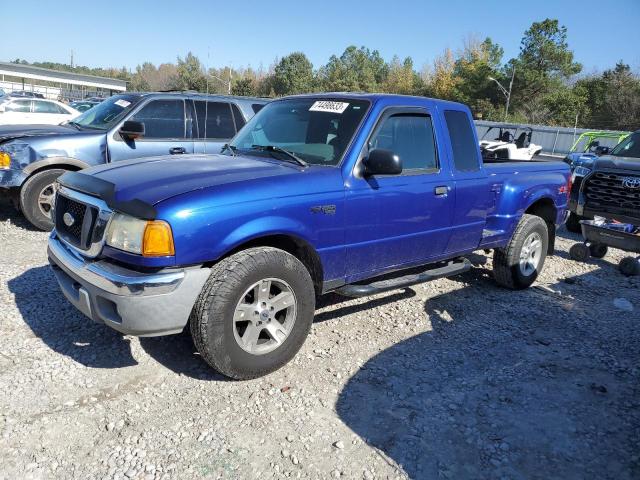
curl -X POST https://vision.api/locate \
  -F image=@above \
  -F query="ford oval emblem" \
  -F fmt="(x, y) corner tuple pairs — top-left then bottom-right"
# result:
(622, 177), (640, 189)
(63, 212), (75, 227)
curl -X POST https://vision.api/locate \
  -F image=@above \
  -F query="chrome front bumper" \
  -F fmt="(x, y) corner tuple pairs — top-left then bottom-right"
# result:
(48, 233), (210, 336)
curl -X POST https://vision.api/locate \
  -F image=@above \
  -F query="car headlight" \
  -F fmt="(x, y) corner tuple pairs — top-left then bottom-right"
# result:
(106, 213), (175, 256)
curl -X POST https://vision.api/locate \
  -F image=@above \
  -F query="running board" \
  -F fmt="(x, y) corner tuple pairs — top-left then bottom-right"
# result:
(334, 258), (472, 298)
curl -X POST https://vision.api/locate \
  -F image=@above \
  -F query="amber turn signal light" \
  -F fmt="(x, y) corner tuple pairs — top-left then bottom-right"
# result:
(0, 152), (10, 169)
(142, 220), (175, 256)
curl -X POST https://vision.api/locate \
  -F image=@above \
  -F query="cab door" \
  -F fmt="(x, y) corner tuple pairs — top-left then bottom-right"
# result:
(441, 108), (491, 253)
(344, 107), (454, 279)
(107, 98), (194, 162)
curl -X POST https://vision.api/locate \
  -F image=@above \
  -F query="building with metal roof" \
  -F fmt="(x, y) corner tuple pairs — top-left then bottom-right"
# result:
(0, 62), (126, 101)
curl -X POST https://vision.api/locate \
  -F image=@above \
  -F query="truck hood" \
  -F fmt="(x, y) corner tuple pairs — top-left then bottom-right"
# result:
(68, 154), (305, 216)
(592, 155), (640, 172)
(0, 123), (81, 142)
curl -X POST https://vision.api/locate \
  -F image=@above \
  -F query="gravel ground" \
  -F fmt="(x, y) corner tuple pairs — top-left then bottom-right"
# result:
(0, 201), (639, 480)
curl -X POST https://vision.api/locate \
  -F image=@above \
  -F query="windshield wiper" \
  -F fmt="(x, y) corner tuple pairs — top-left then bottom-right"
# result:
(66, 121), (82, 130)
(251, 144), (308, 167)
(221, 143), (238, 156)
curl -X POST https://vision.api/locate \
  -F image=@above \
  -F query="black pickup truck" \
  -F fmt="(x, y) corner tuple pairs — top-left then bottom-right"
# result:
(569, 130), (640, 226)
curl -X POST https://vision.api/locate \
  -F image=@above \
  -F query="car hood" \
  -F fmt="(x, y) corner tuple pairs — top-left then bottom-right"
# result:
(0, 123), (81, 142)
(73, 153), (305, 213)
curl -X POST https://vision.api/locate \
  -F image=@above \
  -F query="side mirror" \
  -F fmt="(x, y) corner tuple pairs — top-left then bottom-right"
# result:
(594, 146), (610, 156)
(119, 120), (145, 140)
(363, 148), (402, 176)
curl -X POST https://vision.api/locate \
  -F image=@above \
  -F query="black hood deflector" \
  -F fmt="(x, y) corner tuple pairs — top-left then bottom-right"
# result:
(58, 171), (157, 220)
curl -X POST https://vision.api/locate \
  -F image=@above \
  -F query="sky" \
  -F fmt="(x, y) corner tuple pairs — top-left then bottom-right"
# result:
(2, 0), (639, 74)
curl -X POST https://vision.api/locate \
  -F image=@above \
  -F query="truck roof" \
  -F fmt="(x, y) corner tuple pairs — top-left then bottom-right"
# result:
(279, 92), (469, 109)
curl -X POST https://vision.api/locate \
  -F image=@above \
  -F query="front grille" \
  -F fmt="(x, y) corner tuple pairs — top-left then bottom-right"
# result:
(55, 194), (98, 250)
(583, 171), (640, 213)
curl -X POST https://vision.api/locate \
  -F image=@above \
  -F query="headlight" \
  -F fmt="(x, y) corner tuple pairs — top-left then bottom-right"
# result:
(573, 166), (592, 178)
(106, 213), (175, 256)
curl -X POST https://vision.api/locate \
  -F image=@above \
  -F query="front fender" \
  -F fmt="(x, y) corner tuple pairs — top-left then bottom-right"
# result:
(218, 216), (317, 256)
(23, 156), (90, 175)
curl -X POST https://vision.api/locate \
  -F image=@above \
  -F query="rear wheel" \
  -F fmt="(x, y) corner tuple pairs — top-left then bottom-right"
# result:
(493, 214), (548, 289)
(19, 169), (66, 231)
(190, 247), (315, 379)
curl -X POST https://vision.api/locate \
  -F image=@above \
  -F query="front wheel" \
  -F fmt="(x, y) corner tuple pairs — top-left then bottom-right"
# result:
(493, 214), (548, 289)
(190, 247), (316, 379)
(19, 169), (66, 231)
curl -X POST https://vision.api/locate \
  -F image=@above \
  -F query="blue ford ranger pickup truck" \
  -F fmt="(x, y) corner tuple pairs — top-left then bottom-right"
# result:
(47, 93), (570, 379)
(0, 92), (267, 230)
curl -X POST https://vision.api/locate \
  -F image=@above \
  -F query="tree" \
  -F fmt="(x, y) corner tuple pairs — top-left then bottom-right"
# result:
(384, 56), (421, 95)
(273, 52), (314, 95)
(451, 37), (504, 119)
(318, 46), (387, 92)
(171, 52), (207, 92)
(508, 19), (582, 122)
(232, 77), (256, 96)
(424, 48), (458, 100)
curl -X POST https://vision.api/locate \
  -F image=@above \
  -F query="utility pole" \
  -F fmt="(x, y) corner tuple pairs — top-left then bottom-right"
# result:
(70, 50), (74, 68)
(489, 65), (515, 122)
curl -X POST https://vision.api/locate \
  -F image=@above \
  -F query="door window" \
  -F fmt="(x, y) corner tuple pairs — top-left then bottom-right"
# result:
(444, 110), (479, 171)
(369, 114), (438, 171)
(6, 100), (31, 112)
(131, 100), (186, 139)
(33, 101), (65, 114)
(194, 101), (236, 139)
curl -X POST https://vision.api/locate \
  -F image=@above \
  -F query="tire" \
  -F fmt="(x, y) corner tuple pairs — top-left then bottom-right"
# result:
(619, 257), (640, 277)
(19, 169), (66, 231)
(493, 214), (548, 289)
(569, 243), (590, 262)
(190, 247), (316, 379)
(565, 212), (583, 233)
(588, 243), (608, 259)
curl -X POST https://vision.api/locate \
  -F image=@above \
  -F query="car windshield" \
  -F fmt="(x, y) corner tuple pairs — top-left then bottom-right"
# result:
(230, 98), (370, 166)
(610, 132), (640, 159)
(70, 94), (141, 130)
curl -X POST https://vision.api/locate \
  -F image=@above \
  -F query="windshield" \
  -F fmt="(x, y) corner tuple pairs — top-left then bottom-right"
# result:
(230, 98), (370, 166)
(71, 94), (141, 130)
(610, 132), (640, 158)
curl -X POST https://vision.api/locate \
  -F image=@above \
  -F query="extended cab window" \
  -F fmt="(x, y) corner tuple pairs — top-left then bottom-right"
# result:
(131, 99), (186, 139)
(194, 101), (236, 139)
(444, 110), (479, 171)
(370, 114), (437, 170)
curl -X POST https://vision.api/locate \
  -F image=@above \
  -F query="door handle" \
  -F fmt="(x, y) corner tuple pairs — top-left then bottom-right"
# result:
(434, 186), (449, 196)
(169, 147), (186, 155)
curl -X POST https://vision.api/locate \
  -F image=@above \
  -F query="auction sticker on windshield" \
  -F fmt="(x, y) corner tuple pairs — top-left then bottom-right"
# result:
(309, 101), (350, 114)
(114, 99), (131, 108)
